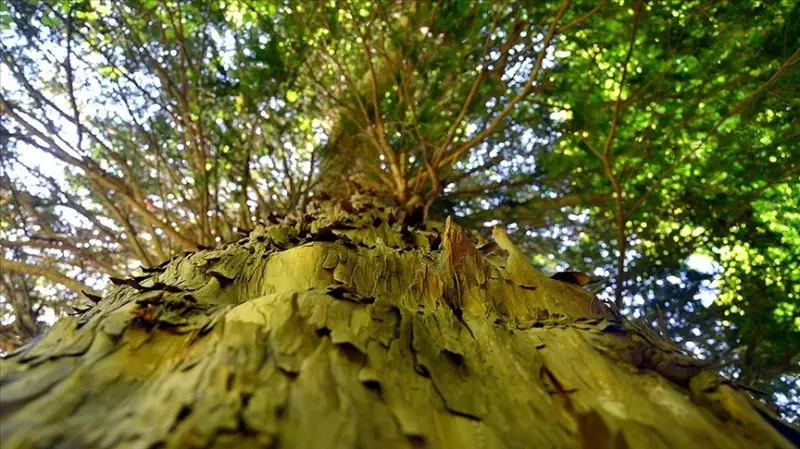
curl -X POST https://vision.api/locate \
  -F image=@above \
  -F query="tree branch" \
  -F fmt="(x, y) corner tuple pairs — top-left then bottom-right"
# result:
(436, 0), (571, 169)
(0, 257), (100, 297)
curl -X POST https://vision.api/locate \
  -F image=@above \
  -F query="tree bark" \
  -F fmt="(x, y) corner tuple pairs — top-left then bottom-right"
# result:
(0, 194), (796, 449)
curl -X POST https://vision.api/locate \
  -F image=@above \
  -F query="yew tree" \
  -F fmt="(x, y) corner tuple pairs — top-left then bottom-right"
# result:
(1, 0), (799, 446)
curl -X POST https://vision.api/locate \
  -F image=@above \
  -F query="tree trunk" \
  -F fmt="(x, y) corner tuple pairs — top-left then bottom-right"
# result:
(0, 194), (796, 449)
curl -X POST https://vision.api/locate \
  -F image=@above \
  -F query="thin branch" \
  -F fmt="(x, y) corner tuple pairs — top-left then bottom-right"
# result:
(592, 0), (641, 309)
(443, 179), (533, 199)
(64, 5), (83, 151)
(0, 276), (38, 339)
(435, 3), (506, 161)
(0, 257), (100, 297)
(436, 0), (572, 169)
(558, 0), (608, 33)
(602, 0), (640, 158)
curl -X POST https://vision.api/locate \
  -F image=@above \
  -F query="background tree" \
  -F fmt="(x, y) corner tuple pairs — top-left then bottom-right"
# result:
(1, 0), (798, 419)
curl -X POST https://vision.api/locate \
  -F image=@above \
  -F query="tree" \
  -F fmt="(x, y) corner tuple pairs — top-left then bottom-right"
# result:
(1, 0), (798, 427)
(1, 191), (797, 448)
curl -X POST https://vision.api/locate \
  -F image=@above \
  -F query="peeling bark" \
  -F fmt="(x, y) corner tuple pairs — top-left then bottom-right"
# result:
(0, 195), (796, 449)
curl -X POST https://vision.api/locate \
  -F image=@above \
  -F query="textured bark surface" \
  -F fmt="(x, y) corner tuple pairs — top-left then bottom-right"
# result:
(0, 194), (796, 449)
